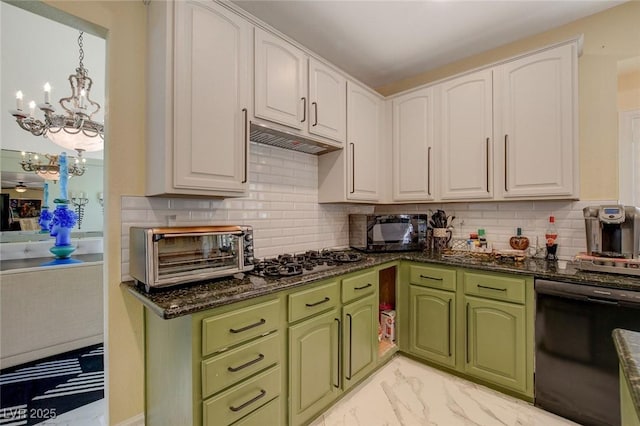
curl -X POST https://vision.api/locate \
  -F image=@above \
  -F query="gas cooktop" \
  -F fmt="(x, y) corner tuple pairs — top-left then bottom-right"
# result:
(252, 249), (364, 278)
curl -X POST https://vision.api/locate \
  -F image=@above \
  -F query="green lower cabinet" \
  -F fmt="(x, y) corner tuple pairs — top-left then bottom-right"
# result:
(343, 294), (378, 391)
(289, 308), (341, 426)
(464, 295), (526, 394)
(408, 285), (456, 368)
(620, 365), (640, 426)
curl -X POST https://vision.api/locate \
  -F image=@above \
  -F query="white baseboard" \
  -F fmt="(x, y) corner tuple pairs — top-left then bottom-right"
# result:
(114, 413), (145, 426)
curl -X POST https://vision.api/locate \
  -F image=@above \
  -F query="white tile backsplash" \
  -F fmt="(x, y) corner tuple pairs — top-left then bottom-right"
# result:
(120, 142), (366, 281)
(120, 143), (616, 281)
(374, 200), (618, 260)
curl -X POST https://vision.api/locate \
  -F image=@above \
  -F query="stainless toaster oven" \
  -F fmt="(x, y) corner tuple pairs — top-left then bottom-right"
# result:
(349, 214), (428, 252)
(129, 226), (254, 291)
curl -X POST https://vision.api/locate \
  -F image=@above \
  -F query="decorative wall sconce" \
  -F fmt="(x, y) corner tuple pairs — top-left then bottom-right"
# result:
(70, 192), (89, 229)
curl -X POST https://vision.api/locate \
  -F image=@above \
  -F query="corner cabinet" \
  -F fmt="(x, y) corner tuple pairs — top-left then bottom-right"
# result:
(391, 87), (435, 202)
(254, 28), (346, 146)
(146, 0), (250, 197)
(495, 43), (578, 199)
(400, 263), (535, 400)
(318, 81), (382, 202)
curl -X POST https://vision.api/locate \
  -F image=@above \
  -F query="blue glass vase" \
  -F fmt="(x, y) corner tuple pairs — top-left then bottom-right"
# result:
(49, 204), (77, 260)
(39, 207), (53, 233)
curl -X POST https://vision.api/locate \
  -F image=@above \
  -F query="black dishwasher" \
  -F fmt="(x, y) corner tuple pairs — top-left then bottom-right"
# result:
(535, 279), (640, 426)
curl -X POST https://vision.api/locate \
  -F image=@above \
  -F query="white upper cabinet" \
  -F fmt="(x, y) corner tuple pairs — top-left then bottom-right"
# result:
(318, 81), (380, 203)
(347, 81), (380, 201)
(392, 87), (435, 202)
(438, 69), (494, 200)
(309, 59), (347, 143)
(254, 28), (346, 145)
(495, 43), (578, 198)
(147, 0), (251, 196)
(254, 27), (306, 130)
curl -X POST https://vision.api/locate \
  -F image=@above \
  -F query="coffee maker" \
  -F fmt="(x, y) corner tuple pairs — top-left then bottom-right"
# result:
(583, 205), (640, 259)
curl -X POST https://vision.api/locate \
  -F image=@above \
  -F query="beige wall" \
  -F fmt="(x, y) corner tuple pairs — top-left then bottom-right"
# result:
(377, 1), (640, 201)
(41, 1), (147, 424)
(619, 69), (640, 111)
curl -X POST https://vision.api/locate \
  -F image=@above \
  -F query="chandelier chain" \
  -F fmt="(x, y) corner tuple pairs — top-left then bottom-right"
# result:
(78, 32), (85, 69)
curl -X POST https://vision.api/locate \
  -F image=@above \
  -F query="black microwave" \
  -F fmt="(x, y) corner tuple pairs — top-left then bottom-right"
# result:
(349, 214), (428, 252)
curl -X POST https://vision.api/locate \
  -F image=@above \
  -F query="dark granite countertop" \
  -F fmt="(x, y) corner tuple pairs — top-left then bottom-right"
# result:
(122, 251), (640, 319)
(1, 253), (104, 272)
(613, 329), (640, 419)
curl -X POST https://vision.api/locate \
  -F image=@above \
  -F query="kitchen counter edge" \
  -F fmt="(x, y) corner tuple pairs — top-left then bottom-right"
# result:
(121, 252), (640, 320)
(613, 329), (640, 420)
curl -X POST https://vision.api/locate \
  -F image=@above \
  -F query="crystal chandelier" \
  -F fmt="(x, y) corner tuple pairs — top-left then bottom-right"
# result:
(9, 32), (104, 152)
(20, 150), (87, 181)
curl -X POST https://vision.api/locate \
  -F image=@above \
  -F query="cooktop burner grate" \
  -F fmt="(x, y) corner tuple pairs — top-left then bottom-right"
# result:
(252, 249), (364, 278)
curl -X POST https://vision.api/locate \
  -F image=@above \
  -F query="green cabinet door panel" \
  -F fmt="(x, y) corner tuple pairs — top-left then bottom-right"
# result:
(289, 308), (341, 426)
(620, 366), (640, 426)
(343, 295), (378, 390)
(409, 285), (456, 368)
(464, 295), (526, 393)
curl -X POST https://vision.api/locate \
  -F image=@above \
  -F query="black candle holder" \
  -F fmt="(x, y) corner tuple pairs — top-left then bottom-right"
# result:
(71, 195), (89, 229)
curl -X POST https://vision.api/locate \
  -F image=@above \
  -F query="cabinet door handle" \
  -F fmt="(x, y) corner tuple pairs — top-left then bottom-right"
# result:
(477, 284), (507, 292)
(350, 142), (355, 194)
(354, 283), (372, 291)
(447, 299), (452, 357)
(229, 389), (266, 412)
(466, 302), (470, 364)
(242, 108), (248, 184)
(427, 146), (432, 196)
(334, 318), (341, 388)
(312, 102), (318, 126)
(419, 274), (442, 281)
(229, 318), (265, 334)
(485, 137), (490, 193)
(504, 134), (508, 192)
(305, 297), (330, 307)
(346, 313), (353, 380)
(301, 97), (307, 123)
(227, 353), (265, 373)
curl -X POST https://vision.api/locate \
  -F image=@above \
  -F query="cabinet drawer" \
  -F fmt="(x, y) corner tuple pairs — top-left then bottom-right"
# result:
(202, 299), (280, 356)
(232, 396), (281, 426)
(202, 332), (280, 399)
(203, 365), (281, 426)
(342, 269), (377, 303)
(463, 272), (526, 304)
(288, 280), (340, 323)
(409, 264), (456, 291)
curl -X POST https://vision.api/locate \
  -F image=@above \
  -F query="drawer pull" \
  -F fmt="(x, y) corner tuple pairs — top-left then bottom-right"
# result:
(229, 389), (266, 412)
(305, 297), (330, 307)
(477, 284), (507, 292)
(420, 274), (442, 281)
(227, 353), (265, 373)
(354, 283), (372, 291)
(229, 318), (266, 334)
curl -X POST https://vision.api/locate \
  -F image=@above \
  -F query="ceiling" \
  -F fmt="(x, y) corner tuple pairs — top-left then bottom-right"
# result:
(232, 0), (626, 89)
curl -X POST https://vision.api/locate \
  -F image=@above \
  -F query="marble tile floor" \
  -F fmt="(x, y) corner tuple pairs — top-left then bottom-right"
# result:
(310, 355), (578, 426)
(34, 399), (105, 426)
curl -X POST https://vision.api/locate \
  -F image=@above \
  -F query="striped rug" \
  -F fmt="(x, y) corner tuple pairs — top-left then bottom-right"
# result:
(0, 344), (104, 426)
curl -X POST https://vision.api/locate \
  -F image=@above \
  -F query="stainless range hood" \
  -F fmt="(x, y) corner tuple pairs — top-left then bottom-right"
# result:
(250, 122), (341, 155)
